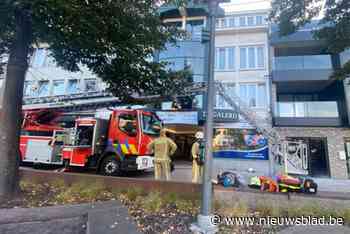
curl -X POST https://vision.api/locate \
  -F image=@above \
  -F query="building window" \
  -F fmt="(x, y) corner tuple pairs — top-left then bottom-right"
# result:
(52, 80), (65, 96)
(67, 79), (79, 94)
(37, 80), (49, 97)
(257, 84), (267, 107)
(227, 47), (235, 69)
(239, 16), (246, 26)
(220, 18), (227, 28)
(257, 47), (264, 67)
(239, 83), (267, 108)
(247, 16), (254, 26)
(256, 15), (263, 25)
(216, 83), (236, 109)
(186, 19), (204, 40)
(24, 81), (34, 97)
(218, 48), (225, 70)
(216, 19), (220, 28)
(31, 48), (47, 67)
(228, 17), (235, 27)
(240, 46), (265, 69)
(85, 79), (97, 92)
(248, 47), (256, 68)
(240, 48), (247, 69)
(216, 15), (267, 29)
(193, 94), (204, 109)
(216, 47), (235, 70)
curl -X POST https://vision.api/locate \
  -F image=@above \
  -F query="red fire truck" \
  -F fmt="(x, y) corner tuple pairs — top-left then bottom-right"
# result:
(62, 109), (161, 176)
(19, 109), (70, 165)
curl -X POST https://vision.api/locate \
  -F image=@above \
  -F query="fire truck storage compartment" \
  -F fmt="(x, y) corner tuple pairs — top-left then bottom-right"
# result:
(23, 130), (67, 165)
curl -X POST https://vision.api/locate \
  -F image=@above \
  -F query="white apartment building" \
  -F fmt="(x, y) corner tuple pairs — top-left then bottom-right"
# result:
(212, 0), (272, 176)
(23, 47), (106, 101)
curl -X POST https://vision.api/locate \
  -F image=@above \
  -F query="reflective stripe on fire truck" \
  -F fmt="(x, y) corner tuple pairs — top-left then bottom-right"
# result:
(120, 144), (129, 154)
(113, 142), (138, 155)
(124, 140), (138, 155)
(128, 144), (138, 155)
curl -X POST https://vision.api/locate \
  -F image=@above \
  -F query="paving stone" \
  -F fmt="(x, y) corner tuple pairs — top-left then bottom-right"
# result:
(0, 201), (141, 234)
(0, 216), (87, 234)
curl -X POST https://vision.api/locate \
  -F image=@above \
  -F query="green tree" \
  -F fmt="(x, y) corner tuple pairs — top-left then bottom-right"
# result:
(270, 0), (350, 79)
(0, 0), (188, 199)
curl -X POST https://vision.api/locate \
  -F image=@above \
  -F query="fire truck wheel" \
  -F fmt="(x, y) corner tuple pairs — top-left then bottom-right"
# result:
(100, 155), (121, 176)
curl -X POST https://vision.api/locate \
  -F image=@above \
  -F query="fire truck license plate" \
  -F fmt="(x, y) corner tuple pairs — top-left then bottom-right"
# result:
(137, 156), (153, 170)
(142, 158), (148, 167)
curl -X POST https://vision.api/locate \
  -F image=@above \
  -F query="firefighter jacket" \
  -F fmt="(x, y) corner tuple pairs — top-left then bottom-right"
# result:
(191, 141), (200, 160)
(148, 137), (177, 162)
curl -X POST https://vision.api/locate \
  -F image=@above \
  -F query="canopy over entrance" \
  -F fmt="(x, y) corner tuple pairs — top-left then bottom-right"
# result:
(164, 124), (201, 135)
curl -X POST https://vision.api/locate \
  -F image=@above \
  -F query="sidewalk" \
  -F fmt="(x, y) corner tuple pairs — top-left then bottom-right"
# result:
(0, 200), (140, 234)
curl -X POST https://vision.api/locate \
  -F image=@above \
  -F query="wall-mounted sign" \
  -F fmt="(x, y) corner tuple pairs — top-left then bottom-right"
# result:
(212, 128), (269, 160)
(156, 111), (198, 125)
(200, 109), (239, 123)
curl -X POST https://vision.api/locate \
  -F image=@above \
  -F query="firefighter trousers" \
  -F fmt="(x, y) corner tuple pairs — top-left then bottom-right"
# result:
(154, 160), (171, 181)
(192, 160), (203, 183)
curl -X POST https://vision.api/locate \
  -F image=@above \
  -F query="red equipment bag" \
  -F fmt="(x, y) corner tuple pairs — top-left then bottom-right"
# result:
(277, 174), (302, 186)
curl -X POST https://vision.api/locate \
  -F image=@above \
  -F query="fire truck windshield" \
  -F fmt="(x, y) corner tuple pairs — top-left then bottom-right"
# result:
(142, 114), (161, 136)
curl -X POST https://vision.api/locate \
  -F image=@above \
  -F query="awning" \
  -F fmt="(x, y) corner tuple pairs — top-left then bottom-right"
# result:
(164, 124), (201, 135)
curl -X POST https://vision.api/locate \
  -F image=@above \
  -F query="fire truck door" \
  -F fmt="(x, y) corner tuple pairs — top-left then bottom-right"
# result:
(115, 113), (139, 155)
(92, 119), (109, 154)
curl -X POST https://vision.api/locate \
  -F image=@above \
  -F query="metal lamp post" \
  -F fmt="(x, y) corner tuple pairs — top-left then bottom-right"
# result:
(192, 0), (229, 233)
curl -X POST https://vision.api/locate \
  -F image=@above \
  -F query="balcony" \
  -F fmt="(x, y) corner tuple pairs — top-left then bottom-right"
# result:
(274, 101), (342, 127)
(272, 55), (334, 82)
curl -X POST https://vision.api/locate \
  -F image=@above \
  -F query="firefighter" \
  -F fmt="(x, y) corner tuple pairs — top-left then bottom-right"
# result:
(191, 131), (204, 183)
(147, 128), (177, 181)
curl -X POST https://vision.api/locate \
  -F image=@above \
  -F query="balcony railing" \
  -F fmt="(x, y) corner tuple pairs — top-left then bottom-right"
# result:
(273, 55), (333, 71)
(275, 101), (339, 118)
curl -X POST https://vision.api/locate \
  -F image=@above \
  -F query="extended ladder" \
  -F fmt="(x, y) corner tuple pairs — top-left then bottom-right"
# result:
(215, 81), (308, 175)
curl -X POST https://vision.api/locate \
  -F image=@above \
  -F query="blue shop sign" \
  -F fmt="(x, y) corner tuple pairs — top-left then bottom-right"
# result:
(213, 146), (269, 160)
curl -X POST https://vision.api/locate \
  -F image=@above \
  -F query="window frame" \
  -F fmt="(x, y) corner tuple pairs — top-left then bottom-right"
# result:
(118, 113), (138, 136)
(215, 47), (235, 71)
(37, 80), (50, 97)
(52, 79), (66, 96)
(239, 45), (265, 70)
(84, 79), (97, 92)
(238, 83), (267, 108)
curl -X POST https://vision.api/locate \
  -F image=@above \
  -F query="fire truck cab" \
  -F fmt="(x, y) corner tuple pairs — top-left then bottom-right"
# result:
(62, 109), (161, 176)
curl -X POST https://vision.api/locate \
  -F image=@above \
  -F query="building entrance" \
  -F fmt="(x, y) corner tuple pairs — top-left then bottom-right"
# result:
(163, 124), (201, 162)
(288, 137), (330, 177)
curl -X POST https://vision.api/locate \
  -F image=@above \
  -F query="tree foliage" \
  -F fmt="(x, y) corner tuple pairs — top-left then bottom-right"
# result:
(270, 0), (350, 79)
(0, 0), (189, 101)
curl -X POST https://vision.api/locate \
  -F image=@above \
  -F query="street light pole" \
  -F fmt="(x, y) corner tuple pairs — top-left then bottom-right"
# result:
(201, 0), (218, 216)
(192, 0), (221, 233)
